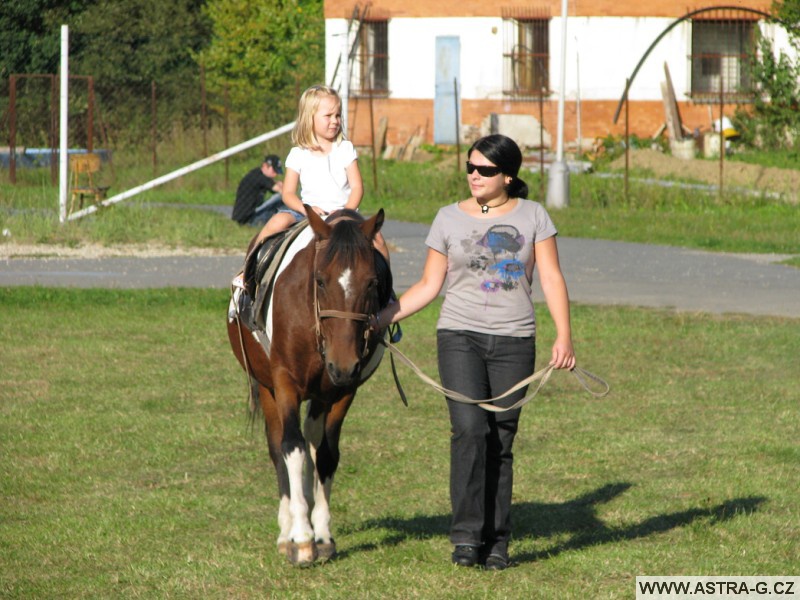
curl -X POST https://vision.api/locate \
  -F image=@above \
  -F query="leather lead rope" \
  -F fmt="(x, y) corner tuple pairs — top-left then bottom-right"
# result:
(379, 336), (610, 412)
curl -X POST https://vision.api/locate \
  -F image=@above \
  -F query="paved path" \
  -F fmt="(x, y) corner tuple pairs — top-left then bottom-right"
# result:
(2, 220), (798, 319)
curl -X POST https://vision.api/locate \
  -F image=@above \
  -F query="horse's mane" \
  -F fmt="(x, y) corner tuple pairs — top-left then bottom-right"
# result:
(320, 211), (372, 268)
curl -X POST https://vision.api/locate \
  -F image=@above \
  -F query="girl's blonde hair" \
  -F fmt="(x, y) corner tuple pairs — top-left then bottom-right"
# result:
(291, 84), (345, 149)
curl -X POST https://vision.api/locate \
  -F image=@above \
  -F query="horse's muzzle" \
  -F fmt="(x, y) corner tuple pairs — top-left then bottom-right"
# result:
(325, 358), (361, 387)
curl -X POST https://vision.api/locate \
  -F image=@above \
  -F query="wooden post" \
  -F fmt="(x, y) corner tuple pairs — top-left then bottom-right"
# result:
(9, 75), (16, 184)
(539, 84), (545, 202)
(454, 77), (460, 172)
(719, 81), (724, 199)
(151, 80), (157, 176)
(224, 84), (230, 187)
(87, 76), (95, 153)
(368, 90), (378, 190)
(50, 74), (58, 185)
(624, 78), (630, 202)
(200, 64), (208, 157)
(95, 101), (115, 178)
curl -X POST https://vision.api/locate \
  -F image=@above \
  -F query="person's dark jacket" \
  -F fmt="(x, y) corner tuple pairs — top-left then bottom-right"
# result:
(231, 168), (276, 224)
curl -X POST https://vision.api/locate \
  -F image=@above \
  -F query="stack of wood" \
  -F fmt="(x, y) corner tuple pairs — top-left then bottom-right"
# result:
(382, 123), (425, 161)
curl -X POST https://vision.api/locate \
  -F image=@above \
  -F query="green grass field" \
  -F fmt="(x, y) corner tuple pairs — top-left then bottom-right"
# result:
(1, 288), (797, 599)
(2, 142), (798, 596)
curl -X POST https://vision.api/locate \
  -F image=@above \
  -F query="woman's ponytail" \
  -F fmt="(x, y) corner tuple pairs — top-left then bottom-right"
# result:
(507, 176), (529, 199)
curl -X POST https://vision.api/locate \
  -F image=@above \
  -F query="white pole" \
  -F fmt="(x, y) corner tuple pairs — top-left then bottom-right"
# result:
(546, 0), (570, 209)
(556, 0), (568, 163)
(58, 25), (69, 223)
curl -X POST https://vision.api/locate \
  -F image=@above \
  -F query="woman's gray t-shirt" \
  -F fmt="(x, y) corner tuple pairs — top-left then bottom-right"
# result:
(425, 199), (557, 337)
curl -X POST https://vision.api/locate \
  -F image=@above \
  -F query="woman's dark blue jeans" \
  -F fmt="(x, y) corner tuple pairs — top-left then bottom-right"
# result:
(437, 329), (536, 558)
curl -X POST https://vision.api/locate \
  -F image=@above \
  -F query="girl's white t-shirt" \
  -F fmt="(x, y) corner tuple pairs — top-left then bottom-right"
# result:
(285, 140), (357, 214)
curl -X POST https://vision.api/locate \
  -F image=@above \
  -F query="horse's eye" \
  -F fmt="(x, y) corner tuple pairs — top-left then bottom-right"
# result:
(315, 277), (325, 290)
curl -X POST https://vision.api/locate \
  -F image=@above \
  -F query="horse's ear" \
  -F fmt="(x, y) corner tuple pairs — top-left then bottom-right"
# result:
(306, 205), (332, 240)
(360, 208), (384, 241)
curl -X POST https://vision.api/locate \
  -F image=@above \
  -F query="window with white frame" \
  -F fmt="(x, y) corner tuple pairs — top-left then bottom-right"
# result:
(503, 10), (550, 98)
(351, 19), (388, 96)
(690, 18), (755, 99)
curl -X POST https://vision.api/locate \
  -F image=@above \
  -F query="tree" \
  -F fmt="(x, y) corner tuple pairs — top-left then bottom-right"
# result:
(198, 0), (324, 131)
(70, 0), (211, 141)
(0, 0), (88, 79)
(734, 0), (800, 149)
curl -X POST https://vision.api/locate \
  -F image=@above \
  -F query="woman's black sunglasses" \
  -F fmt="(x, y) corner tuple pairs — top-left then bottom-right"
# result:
(466, 162), (503, 177)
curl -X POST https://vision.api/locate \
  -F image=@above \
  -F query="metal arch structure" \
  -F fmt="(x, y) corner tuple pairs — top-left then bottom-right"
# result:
(612, 5), (781, 125)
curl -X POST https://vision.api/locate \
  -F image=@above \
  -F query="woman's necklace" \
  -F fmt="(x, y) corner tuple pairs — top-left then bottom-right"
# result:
(478, 197), (510, 214)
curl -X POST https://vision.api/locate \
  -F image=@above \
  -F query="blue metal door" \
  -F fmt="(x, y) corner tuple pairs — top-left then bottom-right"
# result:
(434, 36), (461, 145)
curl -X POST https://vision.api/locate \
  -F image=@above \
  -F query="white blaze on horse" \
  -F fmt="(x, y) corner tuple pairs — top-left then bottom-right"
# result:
(227, 207), (391, 566)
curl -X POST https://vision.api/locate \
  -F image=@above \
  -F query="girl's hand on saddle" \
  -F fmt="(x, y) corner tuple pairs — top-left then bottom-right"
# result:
(549, 337), (576, 370)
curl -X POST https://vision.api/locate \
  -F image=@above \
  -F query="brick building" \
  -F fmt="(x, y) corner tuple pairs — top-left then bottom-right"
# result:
(323, 0), (793, 152)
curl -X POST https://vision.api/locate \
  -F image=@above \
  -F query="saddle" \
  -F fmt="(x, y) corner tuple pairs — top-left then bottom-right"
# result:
(230, 217), (395, 350)
(229, 221), (310, 350)
(246, 221), (311, 330)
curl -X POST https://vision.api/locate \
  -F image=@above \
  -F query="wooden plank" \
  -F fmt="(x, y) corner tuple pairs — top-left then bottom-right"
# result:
(652, 123), (667, 139)
(396, 127), (418, 161)
(403, 133), (424, 162)
(374, 116), (388, 158)
(661, 62), (684, 142)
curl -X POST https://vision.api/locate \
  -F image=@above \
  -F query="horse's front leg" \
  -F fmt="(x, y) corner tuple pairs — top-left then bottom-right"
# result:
(274, 379), (317, 566)
(304, 394), (355, 561)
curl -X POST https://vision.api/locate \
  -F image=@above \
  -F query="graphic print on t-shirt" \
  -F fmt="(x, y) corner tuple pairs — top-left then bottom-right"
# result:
(462, 224), (527, 307)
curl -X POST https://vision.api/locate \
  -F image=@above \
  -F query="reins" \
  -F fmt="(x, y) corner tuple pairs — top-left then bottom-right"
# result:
(379, 334), (610, 412)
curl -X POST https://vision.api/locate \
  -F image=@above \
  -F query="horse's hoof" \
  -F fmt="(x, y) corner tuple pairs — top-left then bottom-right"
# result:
(316, 541), (337, 562)
(277, 540), (289, 557)
(287, 541), (318, 566)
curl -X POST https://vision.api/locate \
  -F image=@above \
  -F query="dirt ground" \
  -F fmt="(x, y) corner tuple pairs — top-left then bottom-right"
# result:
(0, 242), (239, 259)
(609, 148), (800, 201)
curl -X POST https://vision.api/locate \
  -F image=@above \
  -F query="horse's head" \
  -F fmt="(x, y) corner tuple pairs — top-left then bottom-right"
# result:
(307, 206), (385, 387)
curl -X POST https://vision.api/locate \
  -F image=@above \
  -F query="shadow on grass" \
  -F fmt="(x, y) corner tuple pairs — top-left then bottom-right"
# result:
(342, 482), (767, 564)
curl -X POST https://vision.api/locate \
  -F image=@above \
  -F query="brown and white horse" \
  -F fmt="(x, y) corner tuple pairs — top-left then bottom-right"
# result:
(227, 207), (390, 566)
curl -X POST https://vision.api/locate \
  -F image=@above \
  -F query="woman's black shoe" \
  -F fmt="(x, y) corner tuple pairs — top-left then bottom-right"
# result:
(484, 553), (510, 571)
(451, 545), (479, 567)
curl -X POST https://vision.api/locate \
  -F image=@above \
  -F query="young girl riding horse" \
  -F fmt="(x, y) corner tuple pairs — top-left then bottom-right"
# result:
(252, 84), (389, 263)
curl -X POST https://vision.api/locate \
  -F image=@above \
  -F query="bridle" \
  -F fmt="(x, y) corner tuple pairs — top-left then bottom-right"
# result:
(311, 222), (374, 360)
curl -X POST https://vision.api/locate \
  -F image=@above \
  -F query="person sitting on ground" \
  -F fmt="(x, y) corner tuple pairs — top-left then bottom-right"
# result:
(231, 155), (285, 227)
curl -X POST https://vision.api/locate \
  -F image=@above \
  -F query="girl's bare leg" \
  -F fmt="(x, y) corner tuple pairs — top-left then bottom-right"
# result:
(253, 212), (298, 247)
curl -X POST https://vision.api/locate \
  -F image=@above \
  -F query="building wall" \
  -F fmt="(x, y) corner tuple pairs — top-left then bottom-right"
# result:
(346, 96), (731, 151)
(325, 1), (785, 150)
